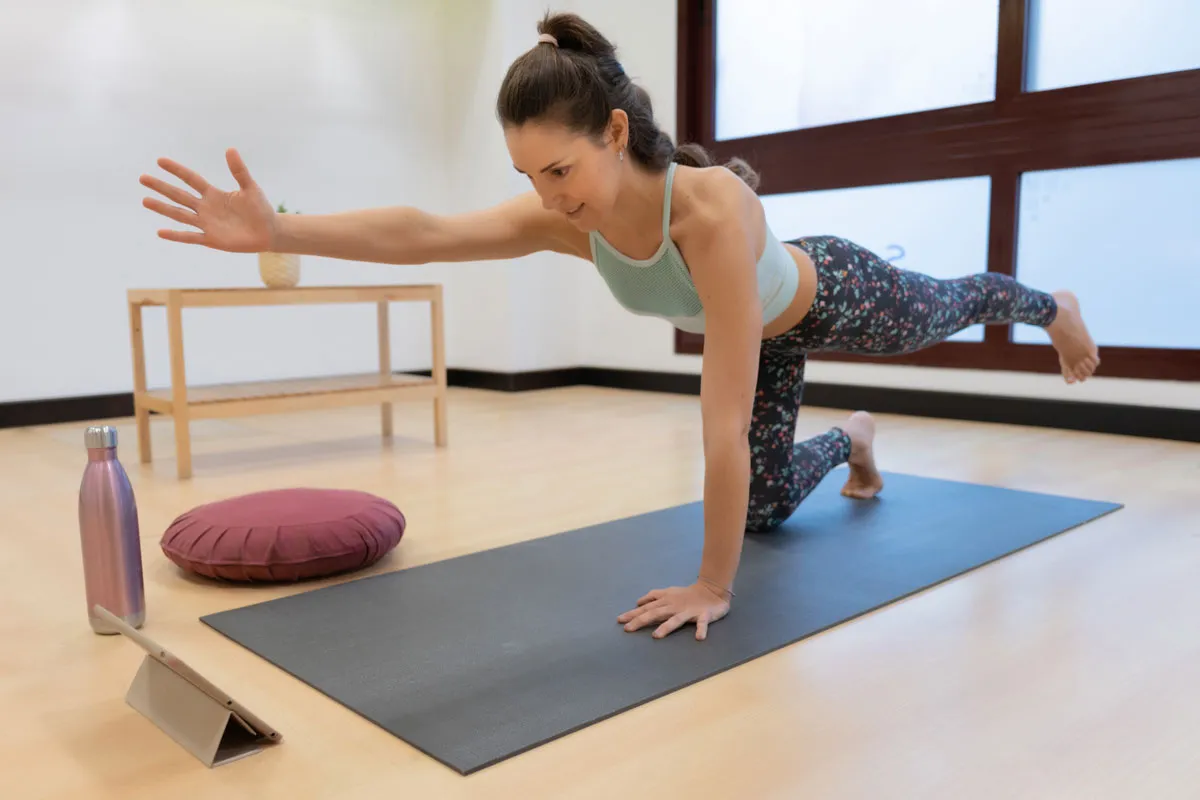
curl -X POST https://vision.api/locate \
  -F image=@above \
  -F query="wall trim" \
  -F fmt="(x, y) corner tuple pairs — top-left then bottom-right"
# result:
(2, 368), (1194, 442)
(0, 392), (135, 430)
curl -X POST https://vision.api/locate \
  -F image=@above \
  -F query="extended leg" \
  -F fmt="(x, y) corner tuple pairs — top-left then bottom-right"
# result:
(788, 236), (1099, 381)
(745, 347), (878, 534)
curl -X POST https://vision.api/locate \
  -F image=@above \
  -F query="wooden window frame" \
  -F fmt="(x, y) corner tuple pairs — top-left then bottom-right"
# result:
(673, 0), (1200, 382)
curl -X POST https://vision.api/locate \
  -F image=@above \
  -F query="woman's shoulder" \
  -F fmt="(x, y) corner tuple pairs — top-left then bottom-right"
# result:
(669, 164), (764, 244)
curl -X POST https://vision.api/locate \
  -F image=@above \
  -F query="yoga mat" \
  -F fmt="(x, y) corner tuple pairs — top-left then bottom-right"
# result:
(200, 471), (1120, 775)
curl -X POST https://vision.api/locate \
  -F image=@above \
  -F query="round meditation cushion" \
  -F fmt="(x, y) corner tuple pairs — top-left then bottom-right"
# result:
(159, 488), (406, 582)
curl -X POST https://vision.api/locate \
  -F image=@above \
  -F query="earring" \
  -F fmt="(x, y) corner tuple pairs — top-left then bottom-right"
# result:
(619, 148), (624, 161)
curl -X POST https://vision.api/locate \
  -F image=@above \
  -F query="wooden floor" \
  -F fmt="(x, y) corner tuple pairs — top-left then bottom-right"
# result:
(2, 386), (1197, 799)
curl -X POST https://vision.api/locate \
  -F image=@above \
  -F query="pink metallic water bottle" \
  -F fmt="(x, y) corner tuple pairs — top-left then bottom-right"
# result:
(78, 425), (145, 633)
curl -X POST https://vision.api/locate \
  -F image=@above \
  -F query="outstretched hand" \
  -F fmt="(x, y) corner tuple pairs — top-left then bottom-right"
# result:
(140, 148), (277, 253)
(618, 582), (731, 640)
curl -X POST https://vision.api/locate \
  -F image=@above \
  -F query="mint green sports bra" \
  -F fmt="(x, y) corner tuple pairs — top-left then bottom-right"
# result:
(587, 162), (799, 335)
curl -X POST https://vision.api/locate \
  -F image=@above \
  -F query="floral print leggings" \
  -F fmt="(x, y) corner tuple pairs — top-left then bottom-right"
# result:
(745, 235), (1059, 532)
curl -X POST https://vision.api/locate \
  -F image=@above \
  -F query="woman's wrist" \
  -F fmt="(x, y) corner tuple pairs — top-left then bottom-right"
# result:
(269, 210), (298, 253)
(696, 574), (735, 600)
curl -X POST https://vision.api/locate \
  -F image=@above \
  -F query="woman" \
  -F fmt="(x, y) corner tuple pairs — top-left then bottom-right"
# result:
(139, 12), (1098, 642)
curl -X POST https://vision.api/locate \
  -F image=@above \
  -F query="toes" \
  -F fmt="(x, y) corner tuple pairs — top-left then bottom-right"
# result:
(1075, 358), (1098, 381)
(1063, 357), (1100, 383)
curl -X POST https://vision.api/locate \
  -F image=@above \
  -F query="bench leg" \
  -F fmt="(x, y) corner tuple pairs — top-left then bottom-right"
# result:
(430, 288), (448, 446)
(378, 300), (393, 439)
(128, 300), (152, 464)
(166, 292), (192, 479)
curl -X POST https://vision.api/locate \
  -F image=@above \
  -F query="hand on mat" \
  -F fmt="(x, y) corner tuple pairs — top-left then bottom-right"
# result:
(140, 148), (277, 252)
(618, 582), (730, 640)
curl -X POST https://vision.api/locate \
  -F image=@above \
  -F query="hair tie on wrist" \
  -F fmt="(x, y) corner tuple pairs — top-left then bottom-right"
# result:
(537, 33), (558, 47)
(698, 575), (735, 597)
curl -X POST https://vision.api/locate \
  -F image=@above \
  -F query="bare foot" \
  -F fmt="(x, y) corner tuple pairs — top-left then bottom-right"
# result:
(1046, 291), (1100, 383)
(839, 411), (883, 500)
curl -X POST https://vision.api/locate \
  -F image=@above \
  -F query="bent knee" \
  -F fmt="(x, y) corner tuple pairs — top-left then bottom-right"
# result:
(745, 502), (787, 534)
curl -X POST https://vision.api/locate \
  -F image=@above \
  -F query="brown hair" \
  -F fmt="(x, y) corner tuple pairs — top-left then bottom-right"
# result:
(496, 11), (760, 192)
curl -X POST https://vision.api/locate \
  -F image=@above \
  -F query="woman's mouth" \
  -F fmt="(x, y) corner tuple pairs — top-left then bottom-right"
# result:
(566, 203), (584, 219)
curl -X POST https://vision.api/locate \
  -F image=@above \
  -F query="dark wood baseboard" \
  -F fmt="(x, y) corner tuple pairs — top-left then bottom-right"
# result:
(3, 368), (1195, 443)
(0, 392), (135, 430)
(413, 367), (704, 396)
(797, 382), (1198, 442)
(404, 368), (1196, 442)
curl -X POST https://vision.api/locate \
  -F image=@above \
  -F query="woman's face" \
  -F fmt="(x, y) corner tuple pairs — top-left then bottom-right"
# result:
(505, 115), (625, 232)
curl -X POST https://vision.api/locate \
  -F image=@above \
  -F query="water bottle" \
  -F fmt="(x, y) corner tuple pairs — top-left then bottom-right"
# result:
(78, 425), (145, 634)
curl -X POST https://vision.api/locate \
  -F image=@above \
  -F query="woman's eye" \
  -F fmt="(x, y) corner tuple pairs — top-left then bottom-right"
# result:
(553, 167), (569, 178)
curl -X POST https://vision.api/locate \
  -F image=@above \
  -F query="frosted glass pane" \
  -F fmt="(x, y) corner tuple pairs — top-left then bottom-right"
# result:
(1027, 0), (1200, 91)
(1013, 158), (1200, 348)
(761, 177), (993, 342)
(715, 0), (999, 140)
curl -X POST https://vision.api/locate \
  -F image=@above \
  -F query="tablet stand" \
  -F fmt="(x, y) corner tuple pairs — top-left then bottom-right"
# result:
(125, 654), (271, 767)
(94, 604), (280, 768)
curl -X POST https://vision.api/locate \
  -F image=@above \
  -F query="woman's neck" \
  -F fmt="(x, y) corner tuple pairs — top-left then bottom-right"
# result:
(598, 162), (672, 254)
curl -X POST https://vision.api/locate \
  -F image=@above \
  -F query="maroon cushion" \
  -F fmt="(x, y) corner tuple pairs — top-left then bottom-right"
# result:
(160, 488), (405, 582)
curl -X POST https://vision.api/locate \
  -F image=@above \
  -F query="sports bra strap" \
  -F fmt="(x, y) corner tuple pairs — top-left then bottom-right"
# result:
(661, 161), (677, 240)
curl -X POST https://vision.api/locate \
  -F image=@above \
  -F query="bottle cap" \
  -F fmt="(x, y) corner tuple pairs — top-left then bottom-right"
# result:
(85, 425), (118, 449)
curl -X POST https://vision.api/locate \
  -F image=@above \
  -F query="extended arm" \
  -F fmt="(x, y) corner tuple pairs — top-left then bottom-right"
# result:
(141, 148), (589, 264)
(273, 190), (589, 264)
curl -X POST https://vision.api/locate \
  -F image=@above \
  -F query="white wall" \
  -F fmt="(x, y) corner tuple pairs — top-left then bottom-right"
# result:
(3, 0), (1195, 412)
(438, 0), (583, 374)
(0, 0), (456, 403)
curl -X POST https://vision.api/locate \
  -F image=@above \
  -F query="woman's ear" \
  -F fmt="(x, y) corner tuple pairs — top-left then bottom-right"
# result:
(606, 108), (629, 152)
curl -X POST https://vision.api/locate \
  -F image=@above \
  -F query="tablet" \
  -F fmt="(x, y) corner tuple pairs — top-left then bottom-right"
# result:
(94, 604), (282, 743)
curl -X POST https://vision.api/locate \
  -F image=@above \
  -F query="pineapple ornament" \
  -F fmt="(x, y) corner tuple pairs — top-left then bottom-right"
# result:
(258, 202), (301, 288)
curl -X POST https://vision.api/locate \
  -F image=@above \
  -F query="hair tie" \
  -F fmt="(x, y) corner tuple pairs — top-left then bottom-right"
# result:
(537, 33), (558, 47)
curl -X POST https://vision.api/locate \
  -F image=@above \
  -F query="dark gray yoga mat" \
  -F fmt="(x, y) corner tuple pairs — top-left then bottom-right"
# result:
(200, 470), (1120, 775)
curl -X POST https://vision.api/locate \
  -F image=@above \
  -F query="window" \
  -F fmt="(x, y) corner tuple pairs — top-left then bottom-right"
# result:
(676, 0), (1200, 380)
(762, 177), (994, 342)
(715, 0), (1000, 140)
(1013, 158), (1200, 349)
(1025, 0), (1200, 91)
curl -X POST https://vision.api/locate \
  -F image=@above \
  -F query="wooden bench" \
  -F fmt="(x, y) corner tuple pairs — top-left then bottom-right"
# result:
(127, 284), (447, 479)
